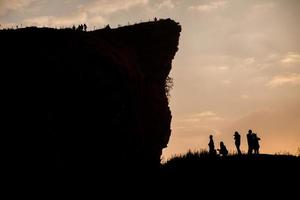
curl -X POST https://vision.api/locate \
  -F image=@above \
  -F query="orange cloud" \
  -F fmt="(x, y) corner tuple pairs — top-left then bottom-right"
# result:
(157, 0), (175, 9)
(281, 52), (300, 64)
(267, 73), (300, 87)
(0, 0), (36, 16)
(83, 0), (149, 15)
(22, 12), (90, 27)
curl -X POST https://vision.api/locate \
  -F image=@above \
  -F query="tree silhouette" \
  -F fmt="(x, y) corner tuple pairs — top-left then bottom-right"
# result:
(165, 76), (174, 100)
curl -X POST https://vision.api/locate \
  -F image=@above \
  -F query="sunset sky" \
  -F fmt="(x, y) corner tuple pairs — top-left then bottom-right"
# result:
(1, 0), (300, 158)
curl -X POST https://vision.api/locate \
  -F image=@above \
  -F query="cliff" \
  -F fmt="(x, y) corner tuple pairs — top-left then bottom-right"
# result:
(1, 19), (181, 168)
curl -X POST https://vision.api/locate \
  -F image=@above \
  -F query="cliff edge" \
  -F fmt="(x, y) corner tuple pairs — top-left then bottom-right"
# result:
(1, 19), (181, 168)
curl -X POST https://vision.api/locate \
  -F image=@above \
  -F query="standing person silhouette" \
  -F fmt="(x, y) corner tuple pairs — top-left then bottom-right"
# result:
(218, 141), (228, 156)
(208, 135), (216, 156)
(247, 130), (254, 155)
(234, 131), (242, 155)
(252, 133), (261, 154)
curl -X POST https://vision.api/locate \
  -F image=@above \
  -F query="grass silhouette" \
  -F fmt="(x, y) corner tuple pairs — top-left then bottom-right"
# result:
(163, 149), (299, 164)
(161, 149), (300, 179)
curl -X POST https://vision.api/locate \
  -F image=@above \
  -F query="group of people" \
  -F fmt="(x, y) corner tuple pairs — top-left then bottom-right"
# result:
(246, 129), (261, 155)
(208, 129), (261, 156)
(72, 24), (87, 31)
(208, 135), (228, 156)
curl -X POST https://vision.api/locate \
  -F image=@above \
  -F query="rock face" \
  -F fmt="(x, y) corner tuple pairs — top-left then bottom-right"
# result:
(1, 19), (181, 168)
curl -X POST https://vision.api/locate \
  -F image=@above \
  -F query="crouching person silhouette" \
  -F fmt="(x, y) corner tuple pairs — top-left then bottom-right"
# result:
(218, 141), (228, 157)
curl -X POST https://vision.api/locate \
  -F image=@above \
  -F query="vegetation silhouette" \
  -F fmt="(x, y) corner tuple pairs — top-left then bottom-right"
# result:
(160, 132), (299, 185)
(161, 150), (300, 181)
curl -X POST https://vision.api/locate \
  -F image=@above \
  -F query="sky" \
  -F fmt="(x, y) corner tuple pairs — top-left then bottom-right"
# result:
(1, 0), (300, 158)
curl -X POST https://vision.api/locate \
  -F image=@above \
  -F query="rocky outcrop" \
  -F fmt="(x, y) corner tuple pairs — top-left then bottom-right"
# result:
(1, 18), (181, 168)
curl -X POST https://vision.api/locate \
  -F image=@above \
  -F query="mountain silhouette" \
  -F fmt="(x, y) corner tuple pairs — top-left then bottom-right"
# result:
(0, 19), (181, 169)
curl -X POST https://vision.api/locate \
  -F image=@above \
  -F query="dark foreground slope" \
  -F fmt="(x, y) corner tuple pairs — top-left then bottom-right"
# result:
(161, 152), (300, 185)
(1, 19), (181, 168)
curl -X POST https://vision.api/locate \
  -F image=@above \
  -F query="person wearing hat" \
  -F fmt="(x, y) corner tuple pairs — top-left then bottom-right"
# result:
(234, 131), (242, 155)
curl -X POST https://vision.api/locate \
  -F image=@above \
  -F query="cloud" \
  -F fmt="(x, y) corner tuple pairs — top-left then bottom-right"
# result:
(253, 2), (275, 10)
(267, 73), (300, 87)
(218, 66), (229, 70)
(157, 0), (175, 9)
(83, 0), (149, 15)
(22, 12), (91, 27)
(244, 57), (256, 65)
(281, 52), (300, 64)
(22, 13), (107, 29)
(181, 118), (200, 123)
(88, 15), (107, 27)
(189, 0), (227, 12)
(194, 111), (217, 117)
(221, 80), (231, 85)
(190, 111), (224, 121)
(241, 94), (249, 99)
(0, 0), (36, 16)
(177, 111), (224, 124)
(1, 0), (148, 28)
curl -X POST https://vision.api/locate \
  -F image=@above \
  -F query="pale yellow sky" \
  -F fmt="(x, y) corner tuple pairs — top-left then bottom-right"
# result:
(1, 0), (300, 158)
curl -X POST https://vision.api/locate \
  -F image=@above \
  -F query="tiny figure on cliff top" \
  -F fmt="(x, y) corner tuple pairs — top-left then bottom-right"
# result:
(105, 24), (111, 30)
(77, 24), (83, 31)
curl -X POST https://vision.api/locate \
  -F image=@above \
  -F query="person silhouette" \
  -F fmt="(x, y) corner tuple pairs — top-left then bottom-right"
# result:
(83, 24), (87, 31)
(218, 141), (228, 156)
(104, 24), (111, 30)
(208, 135), (216, 156)
(77, 24), (83, 31)
(247, 130), (254, 155)
(252, 133), (260, 154)
(234, 131), (242, 155)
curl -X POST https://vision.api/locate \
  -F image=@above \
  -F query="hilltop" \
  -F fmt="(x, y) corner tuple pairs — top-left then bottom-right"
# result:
(149, 151), (298, 194)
